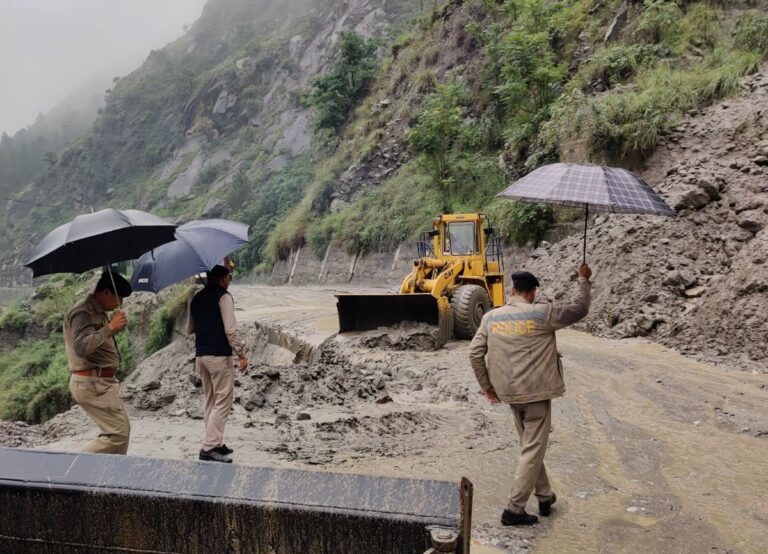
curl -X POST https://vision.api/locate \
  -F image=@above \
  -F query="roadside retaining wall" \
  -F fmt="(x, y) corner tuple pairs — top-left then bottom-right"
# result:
(260, 242), (532, 287)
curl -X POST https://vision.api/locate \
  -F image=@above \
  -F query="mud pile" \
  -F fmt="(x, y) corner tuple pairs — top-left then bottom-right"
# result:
(526, 67), (768, 372)
(0, 421), (41, 448)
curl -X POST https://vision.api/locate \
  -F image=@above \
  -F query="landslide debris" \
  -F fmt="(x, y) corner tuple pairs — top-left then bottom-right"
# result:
(525, 69), (768, 372)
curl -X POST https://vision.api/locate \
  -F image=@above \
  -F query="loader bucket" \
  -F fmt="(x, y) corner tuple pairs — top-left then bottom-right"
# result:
(0, 447), (472, 553)
(336, 293), (439, 332)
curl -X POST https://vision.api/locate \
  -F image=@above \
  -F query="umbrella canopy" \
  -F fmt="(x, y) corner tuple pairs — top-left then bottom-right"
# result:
(497, 163), (674, 261)
(25, 208), (177, 278)
(131, 219), (249, 293)
(497, 163), (675, 216)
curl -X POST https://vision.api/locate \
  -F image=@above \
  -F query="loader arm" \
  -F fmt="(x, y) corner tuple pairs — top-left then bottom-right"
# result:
(420, 259), (463, 348)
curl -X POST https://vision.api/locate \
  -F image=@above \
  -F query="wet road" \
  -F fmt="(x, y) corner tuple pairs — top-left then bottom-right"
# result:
(41, 286), (768, 553)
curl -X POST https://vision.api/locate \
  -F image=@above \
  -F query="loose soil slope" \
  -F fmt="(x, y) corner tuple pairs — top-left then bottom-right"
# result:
(526, 67), (768, 372)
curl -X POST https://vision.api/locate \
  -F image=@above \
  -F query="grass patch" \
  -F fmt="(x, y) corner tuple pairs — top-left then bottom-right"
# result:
(305, 163), (442, 256)
(0, 335), (71, 423)
(144, 285), (195, 356)
(732, 10), (768, 56)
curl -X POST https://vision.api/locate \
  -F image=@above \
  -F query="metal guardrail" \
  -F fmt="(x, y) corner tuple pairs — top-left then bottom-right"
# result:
(0, 448), (471, 553)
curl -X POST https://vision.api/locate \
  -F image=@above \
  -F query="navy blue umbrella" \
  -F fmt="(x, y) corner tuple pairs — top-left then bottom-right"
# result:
(131, 219), (249, 293)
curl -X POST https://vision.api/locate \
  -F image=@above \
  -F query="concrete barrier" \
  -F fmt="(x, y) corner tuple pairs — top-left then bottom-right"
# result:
(0, 448), (471, 553)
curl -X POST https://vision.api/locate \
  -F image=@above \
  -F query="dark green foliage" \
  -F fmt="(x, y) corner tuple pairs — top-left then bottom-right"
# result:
(226, 170), (252, 213)
(583, 45), (669, 90)
(305, 164), (441, 256)
(494, 30), (565, 118)
(636, 0), (683, 45)
(304, 32), (380, 132)
(485, 200), (553, 246)
(0, 303), (31, 331)
(406, 83), (469, 208)
(732, 11), (768, 55)
(0, 335), (71, 423)
(229, 160), (311, 270)
(144, 286), (194, 356)
(144, 308), (175, 356)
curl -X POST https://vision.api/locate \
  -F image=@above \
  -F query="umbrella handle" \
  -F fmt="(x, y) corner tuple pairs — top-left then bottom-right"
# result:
(583, 204), (589, 264)
(105, 264), (122, 310)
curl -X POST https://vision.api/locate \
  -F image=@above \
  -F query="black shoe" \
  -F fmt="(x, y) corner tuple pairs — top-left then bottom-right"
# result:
(199, 449), (232, 463)
(539, 493), (557, 516)
(214, 444), (234, 455)
(501, 510), (538, 526)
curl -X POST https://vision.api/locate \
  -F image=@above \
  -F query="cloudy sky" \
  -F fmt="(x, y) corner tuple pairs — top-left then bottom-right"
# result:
(0, 0), (208, 135)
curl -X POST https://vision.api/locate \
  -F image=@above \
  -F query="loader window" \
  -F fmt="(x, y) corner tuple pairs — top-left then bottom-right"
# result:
(444, 222), (477, 255)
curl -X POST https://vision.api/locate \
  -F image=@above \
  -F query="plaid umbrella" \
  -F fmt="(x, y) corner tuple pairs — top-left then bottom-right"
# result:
(497, 163), (675, 261)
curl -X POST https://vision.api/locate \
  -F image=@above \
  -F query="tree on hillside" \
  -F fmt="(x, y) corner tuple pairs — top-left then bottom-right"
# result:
(406, 83), (468, 211)
(304, 32), (380, 132)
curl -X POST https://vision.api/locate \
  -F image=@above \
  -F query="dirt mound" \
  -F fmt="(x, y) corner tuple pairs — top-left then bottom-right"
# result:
(0, 421), (41, 448)
(123, 331), (396, 420)
(357, 322), (441, 351)
(525, 67), (768, 372)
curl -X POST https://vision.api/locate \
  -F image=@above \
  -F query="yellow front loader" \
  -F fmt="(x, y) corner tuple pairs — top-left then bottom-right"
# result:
(336, 213), (506, 346)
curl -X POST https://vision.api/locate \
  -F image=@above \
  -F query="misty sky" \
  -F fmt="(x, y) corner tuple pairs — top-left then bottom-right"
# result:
(0, 0), (208, 135)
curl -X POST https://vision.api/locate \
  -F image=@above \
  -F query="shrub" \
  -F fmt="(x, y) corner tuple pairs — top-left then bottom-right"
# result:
(406, 83), (469, 208)
(0, 304), (30, 331)
(636, 0), (683, 46)
(582, 44), (668, 90)
(732, 11), (768, 55)
(0, 335), (70, 423)
(304, 32), (380, 132)
(305, 164), (441, 256)
(226, 170), (252, 212)
(144, 286), (194, 356)
(485, 199), (553, 246)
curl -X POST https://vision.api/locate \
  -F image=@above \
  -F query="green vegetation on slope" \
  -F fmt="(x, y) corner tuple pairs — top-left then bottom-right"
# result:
(144, 285), (194, 356)
(304, 32), (381, 133)
(263, 0), (768, 261)
(0, 275), (146, 423)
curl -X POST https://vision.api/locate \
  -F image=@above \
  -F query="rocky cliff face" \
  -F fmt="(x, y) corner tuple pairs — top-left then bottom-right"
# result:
(1, 0), (417, 284)
(525, 67), (768, 371)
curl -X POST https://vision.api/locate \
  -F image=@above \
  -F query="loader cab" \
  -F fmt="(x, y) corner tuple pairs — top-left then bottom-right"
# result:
(444, 221), (477, 256)
(431, 212), (506, 308)
(432, 214), (485, 261)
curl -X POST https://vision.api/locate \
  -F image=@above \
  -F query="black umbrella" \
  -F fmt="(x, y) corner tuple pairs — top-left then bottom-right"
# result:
(25, 208), (177, 279)
(497, 163), (675, 261)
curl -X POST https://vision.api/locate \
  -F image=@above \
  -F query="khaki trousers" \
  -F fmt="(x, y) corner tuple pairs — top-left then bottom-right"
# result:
(196, 356), (235, 451)
(507, 399), (555, 513)
(69, 375), (130, 455)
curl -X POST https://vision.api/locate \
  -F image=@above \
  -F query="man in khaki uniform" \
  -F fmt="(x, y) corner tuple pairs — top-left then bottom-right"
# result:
(470, 264), (592, 525)
(64, 271), (132, 454)
(188, 264), (248, 463)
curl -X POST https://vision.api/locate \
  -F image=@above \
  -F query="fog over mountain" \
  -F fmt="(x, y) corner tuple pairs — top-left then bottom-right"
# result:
(0, 0), (207, 135)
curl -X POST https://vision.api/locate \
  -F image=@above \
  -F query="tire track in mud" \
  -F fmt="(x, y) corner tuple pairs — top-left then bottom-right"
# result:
(544, 332), (768, 553)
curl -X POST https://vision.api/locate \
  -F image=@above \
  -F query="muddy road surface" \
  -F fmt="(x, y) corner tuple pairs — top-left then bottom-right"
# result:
(10, 285), (768, 553)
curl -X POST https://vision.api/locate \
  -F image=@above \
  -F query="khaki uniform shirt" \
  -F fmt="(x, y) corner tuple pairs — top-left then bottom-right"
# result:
(469, 279), (591, 404)
(63, 295), (120, 372)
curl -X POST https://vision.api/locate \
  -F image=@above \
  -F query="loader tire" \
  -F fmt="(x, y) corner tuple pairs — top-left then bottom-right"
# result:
(451, 285), (490, 339)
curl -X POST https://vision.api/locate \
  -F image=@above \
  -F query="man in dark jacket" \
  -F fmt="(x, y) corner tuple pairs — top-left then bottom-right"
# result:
(188, 264), (248, 463)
